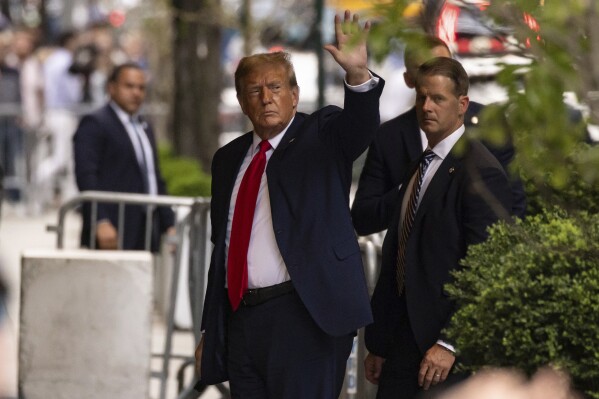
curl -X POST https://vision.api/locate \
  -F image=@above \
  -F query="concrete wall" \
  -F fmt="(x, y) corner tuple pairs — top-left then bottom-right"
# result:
(19, 249), (154, 399)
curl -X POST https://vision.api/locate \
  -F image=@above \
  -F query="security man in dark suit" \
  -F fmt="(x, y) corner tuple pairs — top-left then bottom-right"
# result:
(73, 62), (174, 251)
(352, 36), (525, 237)
(195, 10), (384, 399)
(364, 57), (512, 398)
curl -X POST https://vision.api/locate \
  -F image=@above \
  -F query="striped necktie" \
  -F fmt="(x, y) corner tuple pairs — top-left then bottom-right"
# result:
(396, 149), (436, 296)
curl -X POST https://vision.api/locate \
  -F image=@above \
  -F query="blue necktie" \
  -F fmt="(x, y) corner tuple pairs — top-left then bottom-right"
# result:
(396, 149), (436, 296)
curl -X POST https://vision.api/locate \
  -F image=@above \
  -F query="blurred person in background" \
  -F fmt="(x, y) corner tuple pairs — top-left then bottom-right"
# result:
(9, 28), (44, 132)
(73, 22), (127, 106)
(0, 163), (3, 218)
(36, 30), (82, 208)
(6, 27), (45, 212)
(120, 30), (149, 73)
(0, 30), (23, 203)
(73, 62), (174, 251)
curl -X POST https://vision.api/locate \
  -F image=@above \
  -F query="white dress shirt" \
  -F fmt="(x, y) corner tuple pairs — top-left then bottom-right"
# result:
(400, 125), (466, 223)
(225, 75), (380, 289)
(225, 125), (290, 289)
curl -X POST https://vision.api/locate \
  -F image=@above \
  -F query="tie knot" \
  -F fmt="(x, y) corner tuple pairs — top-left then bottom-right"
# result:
(258, 140), (271, 154)
(422, 149), (435, 165)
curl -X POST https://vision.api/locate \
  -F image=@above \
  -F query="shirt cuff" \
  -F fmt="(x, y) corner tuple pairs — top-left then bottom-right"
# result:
(345, 71), (380, 92)
(436, 340), (456, 353)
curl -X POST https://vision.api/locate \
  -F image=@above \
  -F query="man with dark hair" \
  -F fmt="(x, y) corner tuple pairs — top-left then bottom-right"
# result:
(73, 62), (174, 251)
(195, 10), (384, 399)
(352, 36), (525, 237)
(364, 57), (512, 398)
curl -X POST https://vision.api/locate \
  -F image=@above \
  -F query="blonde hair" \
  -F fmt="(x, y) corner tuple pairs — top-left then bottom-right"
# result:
(235, 51), (298, 95)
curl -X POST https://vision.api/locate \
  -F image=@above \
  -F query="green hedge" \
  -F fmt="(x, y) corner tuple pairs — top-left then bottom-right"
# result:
(523, 173), (599, 216)
(158, 145), (211, 197)
(520, 143), (599, 216)
(444, 209), (599, 398)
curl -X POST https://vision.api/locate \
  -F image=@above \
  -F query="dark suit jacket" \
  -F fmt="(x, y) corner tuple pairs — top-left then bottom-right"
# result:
(351, 103), (525, 236)
(200, 80), (385, 384)
(73, 104), (174, 251)
(364, 136), (512, 358)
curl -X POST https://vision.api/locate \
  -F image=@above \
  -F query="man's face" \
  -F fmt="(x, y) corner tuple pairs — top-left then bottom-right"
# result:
(108, 67), (146, 115)
(415, 74), (468, 147)
(237, 64), (299, 140)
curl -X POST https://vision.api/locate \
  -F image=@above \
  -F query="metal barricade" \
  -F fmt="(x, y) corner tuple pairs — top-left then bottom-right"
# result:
(0, 102), (169, 215)
(46, 191), (224, 399)
(47, 190), (386, 399)
(349, 236), (383, 399)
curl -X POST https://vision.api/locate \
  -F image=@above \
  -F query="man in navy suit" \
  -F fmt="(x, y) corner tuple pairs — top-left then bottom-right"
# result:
(73, 62), (174, 251)
(363, 57), (512, 398)
(352, 36), (525, 237)
(194, 11), (384, 399)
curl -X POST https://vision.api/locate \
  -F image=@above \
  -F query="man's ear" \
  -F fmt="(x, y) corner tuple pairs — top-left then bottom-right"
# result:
(107, 82), (115, 99)
(459, 95), (469, 116)
(403, 72), (415, 89)
(237, 95), (248, 116)
(291, 86), (300, 109)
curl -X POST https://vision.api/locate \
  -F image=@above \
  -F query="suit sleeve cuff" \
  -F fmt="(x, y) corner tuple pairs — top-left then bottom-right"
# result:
(344, 71), (380, 92)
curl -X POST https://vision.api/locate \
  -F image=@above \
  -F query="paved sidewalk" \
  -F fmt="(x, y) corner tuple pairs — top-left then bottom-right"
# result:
(0, 202), (224, 399)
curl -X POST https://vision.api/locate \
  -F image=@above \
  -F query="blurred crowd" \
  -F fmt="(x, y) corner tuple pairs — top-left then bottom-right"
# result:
(0, 21), (150, 214)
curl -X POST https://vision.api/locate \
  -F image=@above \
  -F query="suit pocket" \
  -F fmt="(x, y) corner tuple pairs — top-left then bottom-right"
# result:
(333, 236), (360, 260)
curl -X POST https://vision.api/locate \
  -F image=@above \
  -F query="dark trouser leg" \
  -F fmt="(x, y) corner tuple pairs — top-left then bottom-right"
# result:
(375, 317), (421, 399)
(227, 291), (354, 399)
(376, 312), (470, 399)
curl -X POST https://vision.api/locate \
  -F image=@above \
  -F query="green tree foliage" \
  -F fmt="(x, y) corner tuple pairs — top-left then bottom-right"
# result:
(444, 209), (599, 398)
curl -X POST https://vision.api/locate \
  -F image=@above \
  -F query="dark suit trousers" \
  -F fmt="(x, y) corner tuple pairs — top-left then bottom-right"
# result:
(227, 290), (354, 399)
(376, 295), (469, 399)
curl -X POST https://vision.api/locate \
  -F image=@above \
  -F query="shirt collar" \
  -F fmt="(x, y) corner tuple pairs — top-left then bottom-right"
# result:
(424, 125), (466, 160)
(110, 101), (141, 125)
(250, 116), (295, 153)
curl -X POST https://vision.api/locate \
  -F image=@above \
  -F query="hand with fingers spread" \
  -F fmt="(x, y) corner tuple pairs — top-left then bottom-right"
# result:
(324, 9), (371, 86)
(418, 344), (456, 390)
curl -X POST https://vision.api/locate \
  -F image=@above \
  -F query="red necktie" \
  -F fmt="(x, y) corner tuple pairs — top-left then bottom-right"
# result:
(227, 140), (272, 310)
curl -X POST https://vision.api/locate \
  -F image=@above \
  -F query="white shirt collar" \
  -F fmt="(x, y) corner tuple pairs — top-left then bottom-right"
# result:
(420, 124), (466, 159)
(109, 101), (141, 125)
(250, 116), (295, 152)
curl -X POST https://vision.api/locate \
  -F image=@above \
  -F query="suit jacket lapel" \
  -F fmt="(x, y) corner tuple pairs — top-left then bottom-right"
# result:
(266, 113), (305, 179)
(104, 105), (149, 178)
(105, 105), (136, 155)
(225, 133), (253, 196)
(415, 145), (463, 222)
